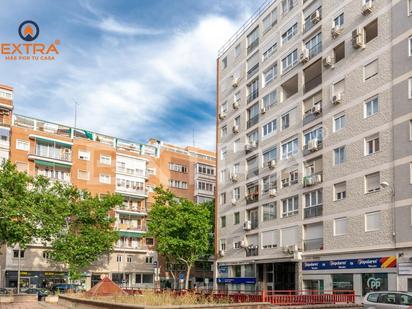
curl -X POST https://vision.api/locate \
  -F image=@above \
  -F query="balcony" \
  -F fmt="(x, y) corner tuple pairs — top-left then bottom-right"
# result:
(303, 140), (323, 156)
(116, 204), (147, 215)
(304, 238), (323, 251)
(116, 167), (146, 178)
(116, 223), (147, 233)
(247, 39), (259, 55)
(304, 204), (323, 219)
(246, 192), (259, 205)
(303, 101), (322, 126)
(30, 145), (72, 163)
(247, 89), (259, 103)
(247, 63), (259, 80)
(303, 172), (323, 187)
(116, 185), (147, 198)
(247, 115), (259, 129)
(194, 188), (215, 197)
(246, 246), (259, 257)
(303, 59), (322, 93)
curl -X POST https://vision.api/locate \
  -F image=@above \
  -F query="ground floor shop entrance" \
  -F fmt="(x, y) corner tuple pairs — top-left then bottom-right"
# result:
(5, 271), (67, 289)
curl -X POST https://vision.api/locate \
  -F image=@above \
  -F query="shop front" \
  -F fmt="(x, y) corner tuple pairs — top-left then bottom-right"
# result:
(302, 255), (398, 301)
(5, 270), (67, 289)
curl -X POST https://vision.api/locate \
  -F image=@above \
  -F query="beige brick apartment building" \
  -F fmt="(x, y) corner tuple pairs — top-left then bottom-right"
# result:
(0, 84), (215, 290)
(215, 0), (412, 299)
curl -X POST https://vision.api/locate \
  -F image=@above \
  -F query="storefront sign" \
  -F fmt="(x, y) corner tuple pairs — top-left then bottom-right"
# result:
(217, 277), (256, 284)
(303, 256), (397, 271)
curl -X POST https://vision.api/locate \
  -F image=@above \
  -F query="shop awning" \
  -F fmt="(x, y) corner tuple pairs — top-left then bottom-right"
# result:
(34, 159), (71, 169)
(118, 231), (145, 238)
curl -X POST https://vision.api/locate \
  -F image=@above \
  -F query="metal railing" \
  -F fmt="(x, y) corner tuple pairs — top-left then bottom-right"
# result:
(247, 89), (259, 103)
(34, 147), (72, 162)
(263, 290), (355, 305)
(246, 247), (259, 257)
(218, 0), (276, 57)
(303, 238), (324, 251)
(303, 172), (323, 187)
(116, 167), (146, 177)
(247, 115), (259, 128)
(246, 192), (259, 204)
(247, 63), (259, 79)
(304, 204), (323, 219)
(304, 74), (322, 93)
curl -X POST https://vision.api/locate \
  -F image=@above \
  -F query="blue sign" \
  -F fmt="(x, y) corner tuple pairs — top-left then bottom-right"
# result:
(218, 266), (228, 274)
(217, 277), (256, 284)
(179, 273), (185, 280)
(303, 256), (397, 271)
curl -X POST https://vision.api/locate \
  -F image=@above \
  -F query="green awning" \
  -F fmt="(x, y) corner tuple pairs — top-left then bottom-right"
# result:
(35, 137), (72, 147)
(34, 159), (71, 169)
(84, 130), (94, 140)
(118, 231), (145, 238)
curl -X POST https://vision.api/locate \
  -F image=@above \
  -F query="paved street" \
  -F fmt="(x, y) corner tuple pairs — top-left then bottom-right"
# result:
(0, 303), (66, 309)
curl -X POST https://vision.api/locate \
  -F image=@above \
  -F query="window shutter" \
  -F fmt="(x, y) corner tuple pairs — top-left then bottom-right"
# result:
(304, 223), (323, 240)
(281, 226), (298, 247)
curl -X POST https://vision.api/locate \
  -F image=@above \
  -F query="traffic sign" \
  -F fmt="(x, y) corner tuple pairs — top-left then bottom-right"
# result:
(153, 261), (158, 268)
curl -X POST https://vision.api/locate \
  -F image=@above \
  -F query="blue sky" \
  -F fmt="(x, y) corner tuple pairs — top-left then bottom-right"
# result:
(0, 0), (263, 150)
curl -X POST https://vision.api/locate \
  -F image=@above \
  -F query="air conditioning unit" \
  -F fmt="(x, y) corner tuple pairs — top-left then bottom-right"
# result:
(269, 189), (277, 197)
(300, 47), (309, 63)
(218, 112), (226, 120)
(282, 245), (298, 254)
(304, 176), (314, 186)
(232, 78), (239, 88)
(332, 93), (342, 105)
(245, 141), (257, 151)
(331, 25), (343, 38)
(239, 240), (247, 248)
(323, 55), (333, 67)
(312, 103), (321, 114)
(243, 220), (252, 231)
(311, 10), (321, 24)
(352, 27), (365, 49)
(361, 1), (373, 15)
(230, 173), (238, 182)
(232, 125), (239, 133)
(315, 174), (322, 183)
(219, 250), (225, 257)
(268, 159), (276, 169)
(231, 198), (237, 206)
(233, 101), (240, 109)
(260, 106), (266, 114)
(308, 139), (319, 151)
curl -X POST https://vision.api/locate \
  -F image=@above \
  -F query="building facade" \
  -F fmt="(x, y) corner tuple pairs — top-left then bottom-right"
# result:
(215, 0), (412, 299)
(0, 84), (216, 290)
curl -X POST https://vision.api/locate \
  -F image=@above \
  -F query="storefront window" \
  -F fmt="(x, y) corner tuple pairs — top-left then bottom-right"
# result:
(408, 278), (412, 292)
(244, 264), (254, 277)
(362, 273), (388, 295)
(332, 274), (353, 292)
(234, 265), (241, 277)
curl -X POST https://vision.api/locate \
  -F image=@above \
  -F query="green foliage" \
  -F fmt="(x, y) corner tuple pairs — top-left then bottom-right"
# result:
(147, 186), (211, 288)
(200, 200), (215, 257)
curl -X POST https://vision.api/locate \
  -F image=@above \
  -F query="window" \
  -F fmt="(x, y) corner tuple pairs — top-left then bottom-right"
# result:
(262, 174), (277, 193)
(247, 27), (259, 54)
(401, 294), (412, 306)
(303, 127), (323, 146)
(127, 256), (132, 263)
(263, 8), (277, 33)
(99, 174), (111, 184)
(219, 239), (226, 251)
(334, 113), (346, 132)
(364, 19), (378, 43)
(15, 162), (28, 172)
(365, 211), (381, 232)
(282, 0), (297, 15)
(334, 42), (345, 63)
(262, 147), (277, 165)
(247, 78), (259, 103)
(16, 139), (29, 151)
(262, 42), (277, 62)
(334, 146), (345, 165)
(43, 251), (51, 259)
(168, 163), (187, 173)
(233, 187), (240, 201)
(147, 168), (156, 176)
(233, 139), (241, 152)
(262, 89), (277, 110)
(78, 170), (89, 180)
(304, 190), (322, 208)
(145, 256), (153, 264)
(220, 169), (226, 184)
(364, 97), (379, 117)
(281, 138), (298, 159)
(409, 36), (412, 56)
(365, 172), (380, 193)
(220, 146), (227, 160)
(364, 59), (378, 80)
(409, 0), (412, 15)
(334, 182), (346, 200)
(221, 126), (227, 138)
(100, 155), (111, 165)
(168, 179), (188, 189)
(281, 23), (298, 45)
(78, 150), (90, 160)
(220, 192), (226, 205)
(281, 49), (298, 72)
(145, 238), (154, 246)
(305, 33), (322, 58)
(282, 195), (298, 217)
(13, 250), (24, 258)
(234, 212), (240, 225)
(334, 13), (344, 28)
(410, 120), (412, 140)
(220, 216), (226, 228)
(334, 217), (347, 236)
(263, 63), (277, 86)
(263, 202), (276, 221)
(365, 134), (380, 155)
(220, 101), (228, 114)
(281, 225), (298, 247)
(116, 255), (122, 263)
(281, 108), (296, 130)
(222, 57), (227, 69)
(262, 119), (277, 137)
(409, 78), (412, 99)
(261, 230), (278, 249)
(235, 44), (241, 58)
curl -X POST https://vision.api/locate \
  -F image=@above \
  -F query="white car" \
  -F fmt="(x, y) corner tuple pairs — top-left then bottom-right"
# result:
(363, 291), (412, 308)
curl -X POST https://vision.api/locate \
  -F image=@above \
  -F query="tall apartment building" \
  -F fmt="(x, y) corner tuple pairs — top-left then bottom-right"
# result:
(215, 0), (412, 298)
(0, 84), (216, 290)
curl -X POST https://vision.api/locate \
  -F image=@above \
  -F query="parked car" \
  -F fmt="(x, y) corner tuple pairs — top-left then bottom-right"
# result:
(24, 288), (49, 297)
(0, 288), (9, 295)
(363, 291), (412, 308)
(51, 284), (81, 294)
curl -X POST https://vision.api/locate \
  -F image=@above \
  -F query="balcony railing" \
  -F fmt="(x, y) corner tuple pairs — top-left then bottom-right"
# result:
(116, 167), (146, 177)
(303, 172), (323, 187)
(116, 223), (147, 232)
(116, 204), (147, 213)
(34, 146), (72, 162)
(246, 246), (259, 257)
(304, 74), (322, 93)
(303, 102), (322, 126)
(303, 140), (323, 156)
(246, 192), (259, 204)
(304, 238), (324, 251)
(247, 89), (259, 103)
(304, 204), (323, 219)
(308, 42), (322, 59)
(247, 39), (259, 55)
(247, 115), (259, 128)
(247, 63), (259, 80)
(116, 186), (147, 196)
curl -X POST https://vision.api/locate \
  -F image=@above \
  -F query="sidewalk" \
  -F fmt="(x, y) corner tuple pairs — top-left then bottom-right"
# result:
(0, 302), (66, 309)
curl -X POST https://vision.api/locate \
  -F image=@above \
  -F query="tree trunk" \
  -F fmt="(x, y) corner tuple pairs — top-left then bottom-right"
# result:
(184, 264), (192, 290)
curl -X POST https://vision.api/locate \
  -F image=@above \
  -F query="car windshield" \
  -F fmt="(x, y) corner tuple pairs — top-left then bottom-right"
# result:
(367, 293), (379, 302)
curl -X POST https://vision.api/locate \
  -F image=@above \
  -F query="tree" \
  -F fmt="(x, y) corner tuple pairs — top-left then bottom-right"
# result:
(147, 187), (211, 290)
